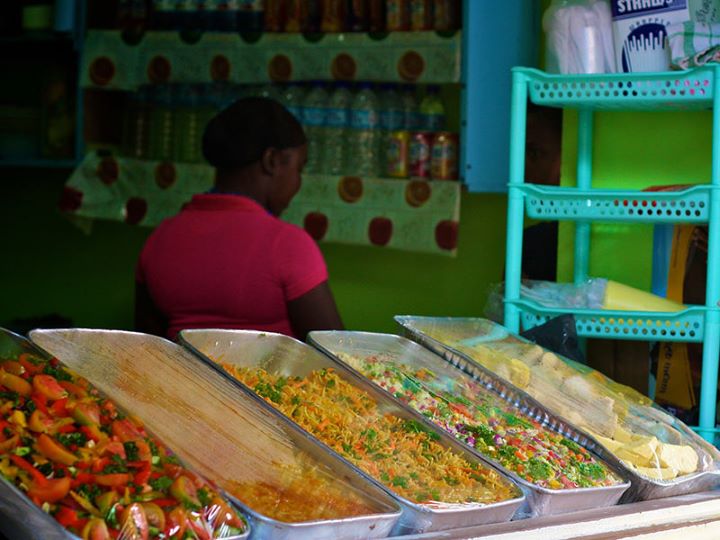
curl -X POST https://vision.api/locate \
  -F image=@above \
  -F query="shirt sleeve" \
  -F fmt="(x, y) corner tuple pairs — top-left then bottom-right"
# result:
(274, 224), (329, 301)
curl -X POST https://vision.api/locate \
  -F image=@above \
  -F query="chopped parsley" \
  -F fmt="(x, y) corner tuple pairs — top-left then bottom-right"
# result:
(57, 432), (87, 448)
(149, 475), (173, 492)
(123, 441), (139, 461)
(528, 458), (552, 480)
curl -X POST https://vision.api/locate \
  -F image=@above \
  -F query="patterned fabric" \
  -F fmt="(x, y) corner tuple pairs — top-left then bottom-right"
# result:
(668, 21), (720, 69)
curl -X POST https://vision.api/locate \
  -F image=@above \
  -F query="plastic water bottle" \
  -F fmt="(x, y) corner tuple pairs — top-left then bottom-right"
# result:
(323, 82), (353, 175)
(173, 84), (203, 163)
(123, 85), (149, 159)
(281, 82), (306, 123)
(419, 84), (446, 132)
(347, 82), (380, 178)
(302, 81), (330, 175)
(147, 84), (175, 161)
(378, 83), (404, 172)
(400, 84), (421, 131)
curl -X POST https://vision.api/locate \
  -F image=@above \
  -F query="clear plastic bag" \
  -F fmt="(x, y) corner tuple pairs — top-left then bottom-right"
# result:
(543, 0), (616, 74)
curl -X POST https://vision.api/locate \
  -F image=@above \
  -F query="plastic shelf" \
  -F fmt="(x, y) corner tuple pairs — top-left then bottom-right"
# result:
(512, 299), (707, 343)
(519, 184), (712, 224)
(516, 67), (715, 111)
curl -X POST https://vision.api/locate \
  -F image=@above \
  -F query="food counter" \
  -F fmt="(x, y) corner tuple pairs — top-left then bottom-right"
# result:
(0, 319), (718, 539)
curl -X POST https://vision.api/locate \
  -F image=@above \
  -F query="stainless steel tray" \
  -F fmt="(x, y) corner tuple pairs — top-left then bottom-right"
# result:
(178, 329), (525, 535)
(29, 329), (401, 540)
(394, 315), (720, 502)
(309, 330), (631, 517)
(0, 327), (251, 540)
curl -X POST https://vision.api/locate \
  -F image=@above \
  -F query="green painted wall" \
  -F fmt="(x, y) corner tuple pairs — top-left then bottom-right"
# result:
(558, 110), (712, 289)
(0, 170), (508, 334)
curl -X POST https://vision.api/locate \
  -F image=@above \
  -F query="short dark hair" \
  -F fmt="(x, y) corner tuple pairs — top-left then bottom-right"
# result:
(202, 96), (307, 172)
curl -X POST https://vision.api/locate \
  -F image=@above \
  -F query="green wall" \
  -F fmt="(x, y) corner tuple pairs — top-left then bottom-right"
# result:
(0, 170), (508, 334)
(558, 110), (712, 289)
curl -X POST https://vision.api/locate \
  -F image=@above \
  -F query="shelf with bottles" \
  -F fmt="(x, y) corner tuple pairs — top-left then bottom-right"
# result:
(87, 80), (459, 182)
(519, 184), (713, 224)
(517, 66), (716, 111)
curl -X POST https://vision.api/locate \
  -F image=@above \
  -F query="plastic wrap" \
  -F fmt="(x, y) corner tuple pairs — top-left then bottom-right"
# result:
(28, 328), (401, 539)
(395, 316), (720, 501)
(0, 327), (248, 540)
(309, 331), (630, 517)
(178, 329), (524, 535)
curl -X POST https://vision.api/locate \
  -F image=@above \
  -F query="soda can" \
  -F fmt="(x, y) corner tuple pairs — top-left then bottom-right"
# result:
(264, 0), (285, 31)
(409, 131), (432, 178)
(386, 0), (409, 31)
(430, 131), (459, 180)
(321, 0), (345, 32)
(386, 130), (410, 178)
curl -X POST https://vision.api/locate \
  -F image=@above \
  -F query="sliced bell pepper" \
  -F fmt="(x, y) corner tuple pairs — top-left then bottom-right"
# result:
(73, 402), (101, 426)
(81, 518), (111, 540)
(27, 476), (71, 503)
(59, 380), (88, 398)
(55, 505), (83, 528)
(33, 374), (68, 400)
(95, 473), (131, 487)
(0, 434), (20, 453)
(0, 370), (32, 396)
(36, 433), (78, 465)
(9, 454), (48, 485)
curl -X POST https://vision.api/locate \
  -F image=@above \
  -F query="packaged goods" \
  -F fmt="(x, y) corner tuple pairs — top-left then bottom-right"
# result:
(387, 0), (410, 30)
(387, 130), (410, 178)
(409, 131), (432, 178)
(430, 131), (458, 180)
(221, 364), (518, 506)
(0, 349), (247, 538)
(397, 317), (720, 485)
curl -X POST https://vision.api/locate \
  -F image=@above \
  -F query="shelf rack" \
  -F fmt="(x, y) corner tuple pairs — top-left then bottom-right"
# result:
(504, 66), (720, 443)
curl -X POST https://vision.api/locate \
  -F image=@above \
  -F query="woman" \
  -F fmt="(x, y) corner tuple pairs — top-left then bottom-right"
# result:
(135, 97), (343, 340)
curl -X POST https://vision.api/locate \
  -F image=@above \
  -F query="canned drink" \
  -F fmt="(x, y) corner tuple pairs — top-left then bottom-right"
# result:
(433, 0), (460, 31)
(264, 0), (284, 31)
(321, 0), (345, 32)
(430, 131), (459, 180)
(386, 0), (409, 31)
(409, 131), (432, 178)
(386, 130), (410, 178)
(410, 0), (432, 31)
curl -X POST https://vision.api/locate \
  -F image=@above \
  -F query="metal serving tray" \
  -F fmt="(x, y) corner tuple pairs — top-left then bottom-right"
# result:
(309, 330), (631, 517)
(178, 329), (525, 535)
(0, 327), (250, 540)
(394, 315), (720, 502)
(29, 329), (401, 540)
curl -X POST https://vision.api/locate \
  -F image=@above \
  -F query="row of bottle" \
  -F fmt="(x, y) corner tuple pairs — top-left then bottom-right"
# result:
(117, 0), (460, 33)
(121, 81), (447, 179)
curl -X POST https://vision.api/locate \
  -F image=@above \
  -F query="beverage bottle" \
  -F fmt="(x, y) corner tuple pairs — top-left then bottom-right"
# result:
(386, 0), (409, 31)
(410, 0), (432, 31)
(304, 0), (322, 32)
(378, 83), (404, 173)
(237, 0), (264, 31)
(321, 0), (345, 32)
(281, 82), (306, 122)
(147, 84), (175, 161)
(432, 0), (460, 31)
(190, 0), (211, 31)
(265, 0), (285, 31)
(347, 0), (369, 32)
(323, 82), (353, 175)
(209, 0), (239, 31)
(419, 84), (446, 131)
(123, 85), (150, 159)
(400, 84), (421, 131)
(368, 0), (385, 31)
(302, 81), (330, 174)
(173, 84), (203, 163)
(347, 82), (380, 177)
(284, 0), (303, 32)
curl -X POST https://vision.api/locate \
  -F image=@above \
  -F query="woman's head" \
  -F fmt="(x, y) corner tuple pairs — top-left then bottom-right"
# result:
(202, 97), (307, 215)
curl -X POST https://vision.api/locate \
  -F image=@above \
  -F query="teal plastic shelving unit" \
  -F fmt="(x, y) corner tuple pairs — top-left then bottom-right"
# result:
(504, 66), (720, 444)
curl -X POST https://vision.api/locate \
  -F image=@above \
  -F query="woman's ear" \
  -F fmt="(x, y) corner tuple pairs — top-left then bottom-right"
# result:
(260, 147), (277, 176)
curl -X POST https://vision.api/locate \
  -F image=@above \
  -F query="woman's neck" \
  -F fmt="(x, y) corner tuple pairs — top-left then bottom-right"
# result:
(213, 168), (270, 210)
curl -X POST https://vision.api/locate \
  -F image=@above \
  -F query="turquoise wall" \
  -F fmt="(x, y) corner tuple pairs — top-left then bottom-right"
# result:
(0, 170), (508, 334)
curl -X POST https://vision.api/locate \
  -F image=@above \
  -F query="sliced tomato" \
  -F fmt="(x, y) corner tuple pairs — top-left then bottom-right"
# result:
(50, 397), (69, 416)
(134, 440), (153, 462)
(95, 473), (131, 487)
(28, 409), (54, 433)
(120, 502), (149, 540)
(36, 433), (78, 465)
(140, 502), (166, 531)
(95, 490), (119, 515)
(17, 353), (43, 375)
(73, 402), (101, 426)
(33, 374), (68, 400)
(0, 361), (24, 376)
(169, 476), (200, 509)
(81, 518), (111, 540)
(0, 434), (20, 453)
(206, 496), (245, 529)
(134, 462), (151, 486)
(55, 505), (83, 528)
(165, 506), (187, 538)
(0, 370), (32, 396)
(27, 476), (71, 503)
(110, 419), (143, 442)
(59, 380), (88, 398)
(80, 424), (108, 444)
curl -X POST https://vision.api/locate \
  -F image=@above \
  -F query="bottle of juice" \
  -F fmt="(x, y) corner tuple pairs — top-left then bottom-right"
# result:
(321, 0), (345, 32)
(386, 0), (409, 31)
(419, 84), (446, 131)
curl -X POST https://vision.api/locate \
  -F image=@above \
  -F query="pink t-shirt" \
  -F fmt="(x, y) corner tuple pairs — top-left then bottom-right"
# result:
(136, 194), (328, 339)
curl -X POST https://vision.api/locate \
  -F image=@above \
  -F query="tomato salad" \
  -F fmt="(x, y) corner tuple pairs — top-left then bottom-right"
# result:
(0, 352), (246, 539)
(339, 353), (622, 490)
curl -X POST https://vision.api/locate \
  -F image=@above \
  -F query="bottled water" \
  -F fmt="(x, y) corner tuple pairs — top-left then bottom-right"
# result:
(419, 84), (446, 132)
(322, 82), (353, 175)
(280, 82), (306, 123)
(173, 84), (203, 163)
(302, 81), (330, 175)
(400, 84), (421, 131)
(147, 84), (175, 161)
(378, 83), (404, 173)
(347, 82), (380, 178)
